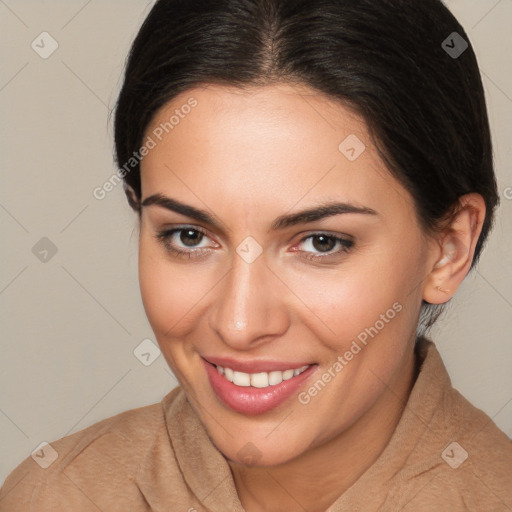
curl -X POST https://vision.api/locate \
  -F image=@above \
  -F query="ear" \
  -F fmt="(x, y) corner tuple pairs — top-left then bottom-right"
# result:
(123, 182), (141, 214)
(423, 193), (486, 305)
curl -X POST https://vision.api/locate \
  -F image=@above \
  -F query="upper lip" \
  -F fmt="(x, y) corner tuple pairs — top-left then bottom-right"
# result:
(202, 356), (314, 373)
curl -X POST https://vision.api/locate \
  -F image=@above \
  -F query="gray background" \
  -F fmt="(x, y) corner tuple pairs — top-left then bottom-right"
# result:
(1, 0), (511, 483)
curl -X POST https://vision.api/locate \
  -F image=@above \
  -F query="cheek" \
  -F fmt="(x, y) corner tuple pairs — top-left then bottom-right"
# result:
(138, 237), (201, 339)
(296, 248), (421, 355)
(303, 282), (397, 356)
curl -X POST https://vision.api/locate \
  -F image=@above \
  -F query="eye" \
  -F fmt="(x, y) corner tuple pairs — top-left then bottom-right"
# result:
(295, 233), (354, 261)
(154, 227), (354, 263)
(154, 226), (216, 259)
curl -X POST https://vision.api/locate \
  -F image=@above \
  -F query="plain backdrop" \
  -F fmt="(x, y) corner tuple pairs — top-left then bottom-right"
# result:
(1, 0), (511, 483)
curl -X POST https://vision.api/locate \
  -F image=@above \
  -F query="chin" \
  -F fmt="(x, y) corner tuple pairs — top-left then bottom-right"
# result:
(215, 434), (308, 468)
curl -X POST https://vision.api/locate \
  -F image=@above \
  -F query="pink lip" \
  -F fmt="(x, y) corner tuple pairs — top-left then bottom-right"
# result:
(202, 355), (314, 373)
(202, 358), (318, 415)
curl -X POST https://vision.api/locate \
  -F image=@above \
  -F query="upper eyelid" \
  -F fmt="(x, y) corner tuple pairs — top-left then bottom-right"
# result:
(164, 225), (216, 243)
(159, 226), (353, 248)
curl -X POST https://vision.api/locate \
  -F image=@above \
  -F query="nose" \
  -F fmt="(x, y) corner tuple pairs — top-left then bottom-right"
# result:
(208, 251), (290, 350)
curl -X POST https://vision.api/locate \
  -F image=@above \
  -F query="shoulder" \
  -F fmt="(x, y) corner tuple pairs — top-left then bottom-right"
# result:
(432, 386), (512, 508)
(403, 340), (512, 510)
(0, 387), (182, 511)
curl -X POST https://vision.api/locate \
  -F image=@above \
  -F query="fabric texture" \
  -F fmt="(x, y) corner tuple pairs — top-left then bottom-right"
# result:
(1, 338), (511, 511)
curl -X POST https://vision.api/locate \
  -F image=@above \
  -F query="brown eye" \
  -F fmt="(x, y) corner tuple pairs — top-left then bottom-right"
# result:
(154, 226), (214, 260)
(179, 229), (204, 247)
(297, 233), (355, 261)
(310, 235), (337, 253)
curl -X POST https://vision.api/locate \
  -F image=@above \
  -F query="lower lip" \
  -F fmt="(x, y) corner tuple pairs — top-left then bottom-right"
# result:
(202, 359), (317, 415)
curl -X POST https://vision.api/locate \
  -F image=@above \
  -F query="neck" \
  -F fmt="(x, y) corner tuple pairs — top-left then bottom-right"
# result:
(228, 342), (418, 512)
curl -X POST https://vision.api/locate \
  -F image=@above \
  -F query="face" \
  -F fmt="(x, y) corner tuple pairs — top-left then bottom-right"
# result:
(138, 83), (435, 466)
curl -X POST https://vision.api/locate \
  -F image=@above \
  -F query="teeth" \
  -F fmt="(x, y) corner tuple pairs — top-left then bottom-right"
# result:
(268, 371), (283, 386)
(283, 369), (295, 380)
(215, 364), (310, 388)
(251, 372), (268, 388)
(233, 371), (251, 387)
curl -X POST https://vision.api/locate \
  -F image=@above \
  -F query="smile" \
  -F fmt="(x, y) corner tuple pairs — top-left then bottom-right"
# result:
(215, 364), (310, 388)
(202, 358), (318, 415)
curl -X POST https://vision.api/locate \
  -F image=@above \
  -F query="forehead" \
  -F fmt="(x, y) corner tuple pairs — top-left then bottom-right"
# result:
(140, 83), (414, 223)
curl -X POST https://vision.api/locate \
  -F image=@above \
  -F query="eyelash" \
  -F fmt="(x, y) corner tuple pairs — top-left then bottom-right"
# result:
(154, 226), (355, 262)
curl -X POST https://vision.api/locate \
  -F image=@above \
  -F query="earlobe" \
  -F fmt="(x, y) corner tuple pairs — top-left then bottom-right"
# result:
(422, 193), (486, 305)
(423, 236), (464, 304)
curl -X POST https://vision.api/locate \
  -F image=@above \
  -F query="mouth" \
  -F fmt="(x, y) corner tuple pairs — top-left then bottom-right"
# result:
(202, 357), (318, 415)
(213, 362), (311, 388)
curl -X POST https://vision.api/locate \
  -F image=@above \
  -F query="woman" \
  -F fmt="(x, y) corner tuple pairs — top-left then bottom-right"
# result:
(1, 0), (511, 510)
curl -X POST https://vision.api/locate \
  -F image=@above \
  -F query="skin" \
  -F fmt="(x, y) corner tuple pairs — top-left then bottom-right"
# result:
(135, 83), (485, 511)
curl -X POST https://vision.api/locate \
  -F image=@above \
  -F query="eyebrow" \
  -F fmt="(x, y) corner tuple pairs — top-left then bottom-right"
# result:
(141, 193), (378, 231)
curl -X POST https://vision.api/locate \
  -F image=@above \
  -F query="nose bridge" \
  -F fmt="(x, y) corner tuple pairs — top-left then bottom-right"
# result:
(209, 250), (288, 348)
